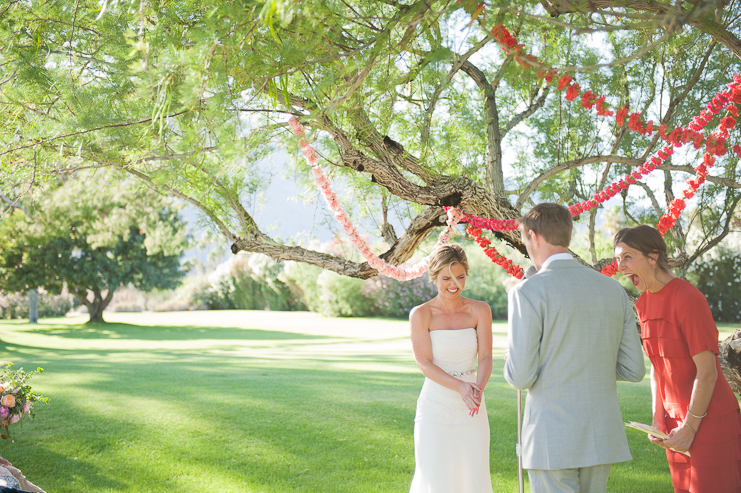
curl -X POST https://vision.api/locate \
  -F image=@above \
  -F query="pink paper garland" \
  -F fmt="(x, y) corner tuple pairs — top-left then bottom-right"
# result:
(288, 117), (465, 281)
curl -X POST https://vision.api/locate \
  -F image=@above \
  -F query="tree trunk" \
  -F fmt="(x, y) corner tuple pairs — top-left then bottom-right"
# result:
(719, 331), (741, 396)
(28, 289), (38, 324)
(73, 287), (116, 324)
(87, 303), (106, 323)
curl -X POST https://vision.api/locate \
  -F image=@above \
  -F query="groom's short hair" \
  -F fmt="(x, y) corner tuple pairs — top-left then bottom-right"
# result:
(518, 203), (572, 247)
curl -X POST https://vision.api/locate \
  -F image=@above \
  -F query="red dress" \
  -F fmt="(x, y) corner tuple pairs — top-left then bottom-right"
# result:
(638, 278), (741, 493)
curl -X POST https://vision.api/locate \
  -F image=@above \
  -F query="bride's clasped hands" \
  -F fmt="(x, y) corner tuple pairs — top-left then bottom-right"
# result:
(460, 380), (482, 416)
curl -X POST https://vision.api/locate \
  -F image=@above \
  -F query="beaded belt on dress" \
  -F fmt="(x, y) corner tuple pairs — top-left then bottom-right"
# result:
(447, 369), (475, 377)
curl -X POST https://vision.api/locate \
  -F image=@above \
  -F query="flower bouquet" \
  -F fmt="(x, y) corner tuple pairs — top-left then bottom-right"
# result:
(0, 363), (48, 440)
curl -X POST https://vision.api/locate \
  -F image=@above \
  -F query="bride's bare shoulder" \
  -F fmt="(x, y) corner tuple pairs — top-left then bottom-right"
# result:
(463, 297), (492, 316)
(409, 299), (435, 321)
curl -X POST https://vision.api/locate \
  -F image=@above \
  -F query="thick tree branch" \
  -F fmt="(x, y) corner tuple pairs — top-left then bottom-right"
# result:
(283, 88), (432, 183)
(460, 60), (505, 197)
(232, 206), (448, 279)
(542, 0), (741, 60)
(344, 107), (432, 182)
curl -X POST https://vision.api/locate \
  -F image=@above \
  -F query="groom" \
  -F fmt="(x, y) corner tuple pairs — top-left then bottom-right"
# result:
(504, 203), (646, 493)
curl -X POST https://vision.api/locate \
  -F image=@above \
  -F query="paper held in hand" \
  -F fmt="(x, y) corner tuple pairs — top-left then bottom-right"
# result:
(625, 422), (691, 457)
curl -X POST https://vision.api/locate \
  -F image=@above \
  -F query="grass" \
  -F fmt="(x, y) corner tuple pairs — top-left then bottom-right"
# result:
(0, 312), (738, 493)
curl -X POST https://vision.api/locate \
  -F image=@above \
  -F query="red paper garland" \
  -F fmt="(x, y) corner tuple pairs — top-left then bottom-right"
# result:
(466, 225), (524, 279)
(455, 21), (741, 279)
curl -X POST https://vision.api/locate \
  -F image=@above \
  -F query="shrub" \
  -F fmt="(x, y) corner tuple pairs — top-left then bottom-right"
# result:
(361, 275), (437, 319)
(0, 291), (73, 319)
(107, 301), (144, 313)
(317, 271), (374, 317)
(183, 255), (306, 311)
(243, 255), (305, 311)
(691, 247), (741, 323)
(280, 261), (324, 313)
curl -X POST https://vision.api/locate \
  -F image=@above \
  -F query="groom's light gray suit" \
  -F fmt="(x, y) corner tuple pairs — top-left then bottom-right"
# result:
(504, 256), (645, 490)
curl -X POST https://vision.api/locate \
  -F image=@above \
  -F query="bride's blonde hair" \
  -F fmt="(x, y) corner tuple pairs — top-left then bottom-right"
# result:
(428, 245), (469, 289)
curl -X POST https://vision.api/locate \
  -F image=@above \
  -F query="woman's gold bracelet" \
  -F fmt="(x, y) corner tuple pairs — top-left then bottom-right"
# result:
(684, 421), (698, 434)
(687, 406), (707, 419)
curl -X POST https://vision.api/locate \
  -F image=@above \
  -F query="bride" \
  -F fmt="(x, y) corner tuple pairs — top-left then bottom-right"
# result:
(409, 245), (494, 493)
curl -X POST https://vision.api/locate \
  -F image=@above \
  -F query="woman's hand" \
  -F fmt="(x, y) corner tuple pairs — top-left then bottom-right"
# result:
(663, 423), (696, 453)
(458, 381), (482, 416)
(0, 456), (11, 466)
(648, 417), (668, 449)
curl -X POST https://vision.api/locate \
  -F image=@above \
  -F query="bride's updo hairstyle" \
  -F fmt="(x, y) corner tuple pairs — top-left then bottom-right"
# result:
(428, 245), (469, 288)
(613, 224), (672, 274)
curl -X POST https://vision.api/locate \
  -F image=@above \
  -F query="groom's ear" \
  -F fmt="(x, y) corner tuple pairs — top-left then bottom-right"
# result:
(529, 230), (541, 248)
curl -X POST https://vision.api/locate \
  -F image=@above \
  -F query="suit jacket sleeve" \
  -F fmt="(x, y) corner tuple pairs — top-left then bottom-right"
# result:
(504, 285), (541, 390)
(615, 290), (646, 382)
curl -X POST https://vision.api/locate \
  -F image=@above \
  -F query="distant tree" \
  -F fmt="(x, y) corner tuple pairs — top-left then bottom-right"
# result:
(0, 176), (189, 323)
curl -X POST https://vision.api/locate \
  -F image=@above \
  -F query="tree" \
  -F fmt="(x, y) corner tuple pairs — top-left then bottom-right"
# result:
(1, 0), (740, 380)
(0, 1), (739, 277)
(0, 176), (189, 323)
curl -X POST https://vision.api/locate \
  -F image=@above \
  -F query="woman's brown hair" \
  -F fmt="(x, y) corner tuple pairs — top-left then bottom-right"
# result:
(613, 224), (672, 274)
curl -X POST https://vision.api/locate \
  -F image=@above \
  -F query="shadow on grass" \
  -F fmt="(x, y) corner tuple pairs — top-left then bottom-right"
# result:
(0, 353), (425, 492)
(21, 322), (332, 342)
(0, 319), (675, 493)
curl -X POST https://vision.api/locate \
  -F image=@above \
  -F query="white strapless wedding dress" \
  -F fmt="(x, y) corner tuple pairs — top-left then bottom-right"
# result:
(409, 328), (493, 493)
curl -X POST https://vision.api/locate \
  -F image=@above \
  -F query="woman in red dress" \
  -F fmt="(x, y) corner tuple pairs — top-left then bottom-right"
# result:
(614, 224), (741, 493)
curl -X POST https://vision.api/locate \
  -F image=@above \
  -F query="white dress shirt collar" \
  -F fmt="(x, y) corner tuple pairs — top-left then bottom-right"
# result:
(540, 252), (573, 271)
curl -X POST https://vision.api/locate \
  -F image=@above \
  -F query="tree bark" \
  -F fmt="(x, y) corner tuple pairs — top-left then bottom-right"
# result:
(71, 287), (116, 324)
(28, 289), (38, 324)
(719, 330), (741, 396)
(541, 0), (741, 61)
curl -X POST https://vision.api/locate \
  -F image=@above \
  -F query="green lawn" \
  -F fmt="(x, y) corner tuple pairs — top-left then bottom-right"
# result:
(0, 312), (738, 493)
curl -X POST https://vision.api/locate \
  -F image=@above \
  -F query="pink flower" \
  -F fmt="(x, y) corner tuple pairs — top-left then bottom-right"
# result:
(23, 402), (31, 414)
(9, 414), (19, 424)
(1, 395), (15, 408)
(288, 117), (304, 134)
(0, 406), (8, 419)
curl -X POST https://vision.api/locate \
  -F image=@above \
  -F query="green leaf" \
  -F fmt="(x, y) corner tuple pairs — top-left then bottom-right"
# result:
(420, 47), (455, 67)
